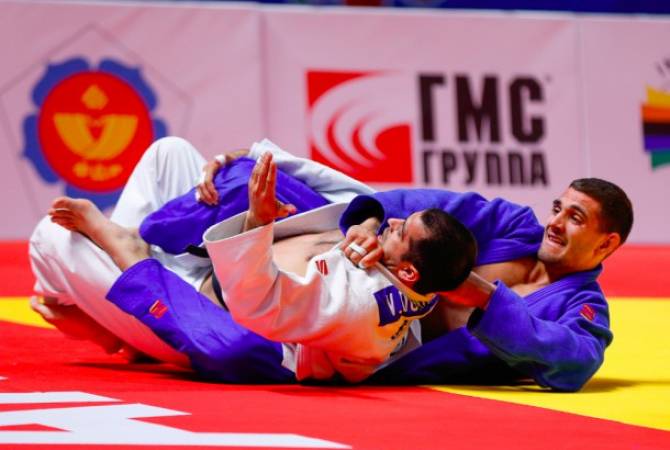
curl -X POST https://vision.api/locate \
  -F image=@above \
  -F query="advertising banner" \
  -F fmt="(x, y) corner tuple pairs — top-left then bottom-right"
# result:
(262, 8), (583, 223)
(0, 1), (263, 238)
(0, 2), (667, 243)
(580, 18), (670, 243)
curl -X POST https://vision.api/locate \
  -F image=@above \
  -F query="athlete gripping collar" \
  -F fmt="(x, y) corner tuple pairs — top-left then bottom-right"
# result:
(347, 242), (368, 257)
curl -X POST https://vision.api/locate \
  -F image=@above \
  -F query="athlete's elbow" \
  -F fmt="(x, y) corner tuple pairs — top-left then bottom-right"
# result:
(536, 358), (603, 392)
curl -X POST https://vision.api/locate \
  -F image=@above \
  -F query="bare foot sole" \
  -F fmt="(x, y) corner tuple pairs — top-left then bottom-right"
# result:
(48, 197), (149, 270)
(49, 197), (112, 240)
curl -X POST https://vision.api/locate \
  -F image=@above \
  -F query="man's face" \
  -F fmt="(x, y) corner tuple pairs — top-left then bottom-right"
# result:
(378, 211), (429, 272)
(538, 187), (614, 274)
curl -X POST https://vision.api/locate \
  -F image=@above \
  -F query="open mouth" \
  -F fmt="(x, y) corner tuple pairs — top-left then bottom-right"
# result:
(545, 231), (565, 247)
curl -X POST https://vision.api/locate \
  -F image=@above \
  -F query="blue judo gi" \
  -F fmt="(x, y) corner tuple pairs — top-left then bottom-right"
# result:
(106, 160), (612, 390)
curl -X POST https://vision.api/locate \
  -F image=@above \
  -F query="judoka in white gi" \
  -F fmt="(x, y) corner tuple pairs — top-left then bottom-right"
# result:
(45, 149), (477, 383)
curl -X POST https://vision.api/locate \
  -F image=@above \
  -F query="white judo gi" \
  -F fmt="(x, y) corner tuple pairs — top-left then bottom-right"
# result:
(28, 137), (372, 363)
(204, 204), (437, 383)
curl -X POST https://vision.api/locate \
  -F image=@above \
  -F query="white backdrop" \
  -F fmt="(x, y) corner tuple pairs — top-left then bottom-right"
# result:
(580, 17), (670, 243)
(263, 8), (582, 220)
(0, 1), (666, 243)
(0, 1), (263, 236)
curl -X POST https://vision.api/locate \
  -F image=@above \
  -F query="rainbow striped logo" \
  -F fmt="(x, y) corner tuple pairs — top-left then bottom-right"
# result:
(641, 86), (670, 169)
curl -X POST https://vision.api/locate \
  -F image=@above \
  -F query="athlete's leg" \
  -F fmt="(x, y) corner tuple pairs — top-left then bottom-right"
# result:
(29, 216), (187, 364)
(110, 136), (206, 228)
(107, 258), (293, 383)
(28, 137), (206, 364)
(50, 197), (149, 271)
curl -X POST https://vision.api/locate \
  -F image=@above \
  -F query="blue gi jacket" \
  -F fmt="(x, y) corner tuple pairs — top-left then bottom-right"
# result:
(340, 191), (613, 391)
(338, 189), (543, 265)
(370, 267), (612, 391)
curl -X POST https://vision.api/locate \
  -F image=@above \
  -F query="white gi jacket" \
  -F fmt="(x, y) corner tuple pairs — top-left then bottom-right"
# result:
(204, 203), (437, 383)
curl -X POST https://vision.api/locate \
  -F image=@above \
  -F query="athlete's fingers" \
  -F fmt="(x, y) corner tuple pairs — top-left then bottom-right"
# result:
(203, 181), (218, 205)
(199, 161), (220, 205)
(276, 202), (297, 219)
(255, 152), (272, 194)
(51, 196), (70, 210)
(48, 208), (72, 220)
(249, 153), (265, 191)
(343, 240), (369, 265)
(205, 182), (219, 205)
(29, 296), (56, 320)
(49, 211), (72, 222)
(358, 247), (383, 269)
(341, 226), (366, 249)
(266, 160), (277, 198)
(347, 248), (363, 265)
(248, 157), (266, 210)
(195, 184), (207, 205)
(196, 183), (214, 205)
(50, 216), (75, 231)
(340, 233), (356, 251)
(360, 233), (380, 250)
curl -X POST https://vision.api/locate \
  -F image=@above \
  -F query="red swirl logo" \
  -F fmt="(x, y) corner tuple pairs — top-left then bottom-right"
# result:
(307, 71), (414, 183)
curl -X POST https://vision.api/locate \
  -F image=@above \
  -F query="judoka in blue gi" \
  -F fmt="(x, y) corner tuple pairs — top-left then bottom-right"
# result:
(338, 182), (633, 391)
(40, 137), (633, 391)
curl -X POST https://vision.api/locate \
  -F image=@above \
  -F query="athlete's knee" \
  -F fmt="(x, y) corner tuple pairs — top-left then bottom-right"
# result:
(29, 217), (63, 265)
(29, 217), (68, 299)
(152, 136), (201, 163)
(143, 136), (205, 185)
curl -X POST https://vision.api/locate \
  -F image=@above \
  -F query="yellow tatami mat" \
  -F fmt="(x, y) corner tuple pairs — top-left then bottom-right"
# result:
(432, 298), (670, 431)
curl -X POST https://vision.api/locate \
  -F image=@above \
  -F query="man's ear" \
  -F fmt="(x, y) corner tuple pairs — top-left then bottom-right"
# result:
(396, 262), (420, 286)
(597, 232), (621, 260)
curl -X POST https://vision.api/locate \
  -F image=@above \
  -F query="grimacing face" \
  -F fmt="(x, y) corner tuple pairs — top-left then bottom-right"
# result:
(538, 187), (619, 275)
(378, 211), (428, 275)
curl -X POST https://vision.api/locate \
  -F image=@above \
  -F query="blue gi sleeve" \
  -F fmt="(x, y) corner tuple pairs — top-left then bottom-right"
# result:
(139, 158), (328, 254)
(340, 190), (544, 265)
(369, 326), (519, 385)
(467, 282), (613, 391)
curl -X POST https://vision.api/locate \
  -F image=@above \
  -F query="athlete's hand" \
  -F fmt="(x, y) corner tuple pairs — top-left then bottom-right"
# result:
(341, 220), (383, 269)
(196, 149), (249, 206)
(244, 152), (296, 231)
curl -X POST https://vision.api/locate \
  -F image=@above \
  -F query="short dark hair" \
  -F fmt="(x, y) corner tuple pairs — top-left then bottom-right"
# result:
(403, 208), (477, 294)
(569, 178), (634, 244)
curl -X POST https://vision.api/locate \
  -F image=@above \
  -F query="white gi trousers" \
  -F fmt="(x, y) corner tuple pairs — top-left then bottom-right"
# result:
(29, 137), (208, 364)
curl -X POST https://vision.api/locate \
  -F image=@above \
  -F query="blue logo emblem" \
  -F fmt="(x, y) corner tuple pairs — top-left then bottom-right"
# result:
(23, 57), (167, 210)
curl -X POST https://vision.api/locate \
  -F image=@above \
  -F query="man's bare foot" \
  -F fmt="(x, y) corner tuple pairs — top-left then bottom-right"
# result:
(48, 197), (149, 270)
(49, 197), (112, 239)
(30, 296), (151, 362)
(30, 296), (123, 354)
